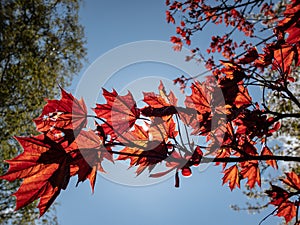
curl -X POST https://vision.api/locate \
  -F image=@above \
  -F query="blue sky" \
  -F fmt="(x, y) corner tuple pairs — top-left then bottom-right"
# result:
(56, 1), (281, 225)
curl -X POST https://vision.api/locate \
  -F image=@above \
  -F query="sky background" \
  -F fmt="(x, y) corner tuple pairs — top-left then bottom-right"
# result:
(56, 1), (281, 225)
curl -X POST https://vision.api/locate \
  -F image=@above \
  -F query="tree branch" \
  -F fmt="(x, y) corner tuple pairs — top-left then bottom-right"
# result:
(88, 147), (300, 164)
(202, 155), (300, 164)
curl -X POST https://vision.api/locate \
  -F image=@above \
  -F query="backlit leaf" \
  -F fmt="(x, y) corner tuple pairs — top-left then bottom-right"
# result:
(276, 201), (297, 223)
(0, 135), (70, 216)
(261, 146), (278, 169)
(222, 165), (240, 190)
(240, 161), (261, 188)
(93, 89), (140, 137)
(281, 172), (300, 191)
(34, 88), (87, 142)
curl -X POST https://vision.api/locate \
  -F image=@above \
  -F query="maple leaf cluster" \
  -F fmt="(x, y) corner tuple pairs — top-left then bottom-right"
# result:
(0, 76), (296, 221)
(167, 0), (300, 223)
(0, 73), (277, 218)
(0, 81), (204, 216)
(0, 89), (114, 216)
(266, 172), (300, 223)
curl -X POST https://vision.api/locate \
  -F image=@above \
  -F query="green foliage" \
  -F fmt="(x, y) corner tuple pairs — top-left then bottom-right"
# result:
(0, 0), (86, 223)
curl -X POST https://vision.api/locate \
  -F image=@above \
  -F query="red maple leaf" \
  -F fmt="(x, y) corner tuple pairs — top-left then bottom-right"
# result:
(233, 83), (252, 108)
(219, 60), (246, 82)
(281, 172), (300, 191)
(215, 148), (231, 169)
(254, 49), (274, 69)
(276, 201), (297, 223)
(273, 44), (298, 74)
(149, 117), (178, 141)
(117, 124), (149, 167)
(277, 0), (300, 45)
(34, 88), (87, 143)
(117, 122), (170, 175)
(0, 129), (113, 215)
(143, 81), (178, 108)
(266, 185), (289, 206)
(67, 130), (113, 192)
(93, 88), (140, 138)
(266, 173), (299, 223)
(240, 161), (261, 188)
(141, 81), (187, 120)
(141, 81), (180, 119)
(0, 134), (70, 216)
(184, 81), (214, 135)
(185, 81), (211, 114)
(261, 146), (278, 169)
(237, 47), (259, 64)
(222, 165), (240, 190)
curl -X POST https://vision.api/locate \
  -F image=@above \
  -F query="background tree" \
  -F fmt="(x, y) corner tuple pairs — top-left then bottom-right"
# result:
(0, 0), (86, 224)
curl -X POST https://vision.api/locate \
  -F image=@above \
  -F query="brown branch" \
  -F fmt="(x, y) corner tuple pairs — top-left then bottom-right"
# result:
(201, 155), (300, 164)
(85, 146), (300, 164)
(296, 198), (300, 224)
(140, 106), (197, 117)
(283, 86), (300, 109)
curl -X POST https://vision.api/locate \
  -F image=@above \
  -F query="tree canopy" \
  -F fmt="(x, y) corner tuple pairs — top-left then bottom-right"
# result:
(0, 0), (86, 224)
